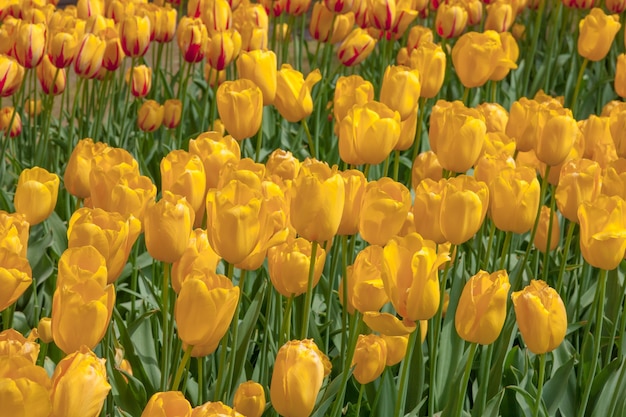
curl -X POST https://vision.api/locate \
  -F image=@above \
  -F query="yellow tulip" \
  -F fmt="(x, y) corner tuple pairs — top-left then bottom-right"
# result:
(340, 245), (389, 314)
(233, 381), (266, 417)
(0, 211), (29, 257)
(435, 3), (467, 39)
(141, 392), (192, 417)
(412, 178), (446, 244)
(511, 280), (567, 354)
(0, 328), (40, 363)
(290, 159), (345, 243)
(0, 355), (52, 417)
(189, 132), (241, 190)
(176, 17), (208, 63)
(73, 33), (106, 79)
(408, 41), (446, 99)
(14, 22), (46, 69)
(381, 334), (410, 365)
(137, 99), (164, 132)
(206, 29), (242, 71)
(534, 112), (579, 167)
(333, 75), (375, 130)
(163, 99), (183, 129)
(13, 167), (59, 225)
(489, 166), (541, 234)
(125, 65), (152, 98)
(555, 158), (602, 222)
(270, 339), (331, 417)
(266, 149), (301, 181)
(192, 401), (243, 416)
(37, 55), (66, 96)
(119, 14), (151, 57)
(0, 55), (25, 97)
(351, 334), (387, 384)
(578, 8), (621, 61)
(455, 270), (510, 344)
(237, 49), (277, 105)
(217, 79), (263, 141)
(336, 169), (367, 236)
(440, 175), (490, 245)
(274, 64), (321, 122)
(144, 191), (194, 263)
(578, 195), (626, 270)
(268, 237), (327, 297)
(56, 246), (108, 289)
(38, 317), (53, 343)
(50, 346), (110, 417)
(161, 150), (206, 218)
(309, 2), (354, 44)
(337, 27), (376, 67)
(175, 272), (239, 356)
(411, 150), (443, 189)
(382, 233), (450, 322)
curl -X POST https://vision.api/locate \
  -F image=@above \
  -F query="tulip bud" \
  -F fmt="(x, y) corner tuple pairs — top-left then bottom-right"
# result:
(484, 0), (515, 32)
(50, 346), (111, 417)
(409, 41), (446, 99)
(189, 132), (241, 190)
(606, 0), (626, 12)
(270, 339), (331, 417)
(337, 27), (376, 66)
(489, 166), (541, 234)
(37, 317), (53, 343)
(440, 175), (489, 245)
(48, 31), (77, 68)
(216, 79), (263, 140)
(15, 22), (47, 68)
(64, 138), (108, 199)
(351, 334), (387, 384)
(274, 64), (321, 122)
(141, 392), (192, 417)
(175, 271), (239, 356)
(201, 0), (232, 35)
(616, 54), (626, 99)
(154, 6), (177, 43)
(102, 33), (125, 71)
(237, 49), (277, 105)
(333, 75), (375, 124)
(379, 65), (420, 121)
(37, 55), (66, 95)
(0, 105), (22, 138)
(511, 280), (567, 354)
(367, 0), (396, 31)
(125, 65), (152, 98)
(0, 55), (25, 97)
(137, 99), (164, 132)
(340, 245), (388, 314)
(120, 15), (151, 57)
(233, 381), (265, 417)
(13, 167), (59, 225)
(206, 29), (241, 71)
(555, 158), (602, 223)
(73, 33), (106, 78)
(177, 17), (208, 63)
(578, 195), (626, 270)
(455, 270), (510, 345)
(435, 3), (468, 39)
(534, 112), (578, 167)
(144, 191), (194, 263)
(577, 8), (621, 62)
(310, 3), (354, 44)
(268, 237), (326, 298)
(359, 178), (411, 245)
(163, 98), (182, 129)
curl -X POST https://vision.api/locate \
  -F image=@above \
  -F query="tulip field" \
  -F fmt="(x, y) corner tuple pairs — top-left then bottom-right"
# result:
(3, 0), (626, 415)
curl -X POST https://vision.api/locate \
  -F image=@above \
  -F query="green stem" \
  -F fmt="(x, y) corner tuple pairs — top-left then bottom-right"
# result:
(355, 383), (365, 417)
(171, 344), (194, 391)
(475, 343), (494, 416)
(160, 262), (171, 391)
(197, 358), (204, 405)
(521, 0), (547, 96)
(462, 87), (470, 106)
(119, 58), (135, 148)
(555, 221), (575, 296)
(395, 327), (419, 417)
(280, 295), (294, 346)
(498, 231), (512, 270)
(300, 241), (319, 339)
(411, 97), (427, 162)
(532, 354), (547, 417)
(225, 269), (246, 399)
(254, 112), (264, 162)
(302, 118), (316, 159)
(577, 268), (607, 417)
(392, 150), (401, 181)
(571, 58), (589, 118)
(329, 312), (362, 417)
(483, 222), (496, 270)
(453, 343), (478, 417)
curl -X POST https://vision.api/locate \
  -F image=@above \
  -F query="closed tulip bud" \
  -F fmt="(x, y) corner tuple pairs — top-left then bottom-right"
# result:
(202, 0), (232, 35)
(336, 169), (367, 236)
(120, 15), (151, 57)
(490, 31), (520, 81)
(333, 75), (375, 124)
(137, 99), (164, 132)
(154, 6), (177, 43)
(555, 158), (602, 222)
(310, 3), (354, 43)
(216, 79), (263, 141)
(452, 30), (516, 88)
(390, 0), (418, 39)
(141, 392), (192, 417)
(176, 17), (208, 63)
(0, 106), (22, 137)
(430, 103), (486, 173)
(50, 346), (110, 417)
(48, 31), (77, 68)
(77, 0), (104, 19)
(339, 101), (401, 165)
(37, 55), (66, 96)
(436, 3), (468, 39)
(411, 151), (443, 189)
(0, 249), (32, 312)
(144, 191), (194, 263)
(73, 33), (106, 78)
(15, 22), (46, 68)
(455, 270), (510, 345)
(23, 98), (42, 117)
(352, 334), (387, 384)
(535, 113), (578, 166)
(233, 381), (265, 417)
(379, 65), (420, 121)
(462, 0), (483, 25)
(578, 8), (620, 61)
(0, 55), (24, 97)
(51, 278), (115, 354)
(175, 272), (239, 356)
(189, 132), (241, 190)
(290, 159), (345, 242)
(484, 0), (514, 32)
(125, 65), (151, 98)
(615, 54), (626, 98)
(511, 280), (567, 354)
(534, 205), (560, 253)
(238, 22), (269, 51)
(324, 0), (353, 12)
(340, 245), (389, 314)
(489, 166), (541, 233)
(163, 98), (182, 129)
(274, 64), (321, 122)
(67, 208), (141, 283)
(102, 34), (125, 71)
(406, 26), (433, 52)
(382, 233), (450, 322)
(266, 149), (301, 181)
(270, 339), (331, 417)
(409, 41), (445, 98)
(367, 0), (396, 31)
(14, 167), (59, 225)
(206, 29), (241, 70)
(359, 178), (411, 246)
(578, 195), (626, 269)
(268, 237), (326, 297)
(338, 27), (376, 66)
(64, 138), (108, 199)
(237, 50), (277, 106)
(35, 317), (53, 343)
(440, 175), (489, 245)
(412, 178), (446, 243)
